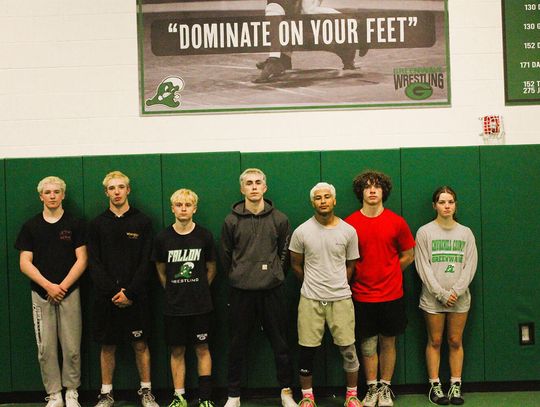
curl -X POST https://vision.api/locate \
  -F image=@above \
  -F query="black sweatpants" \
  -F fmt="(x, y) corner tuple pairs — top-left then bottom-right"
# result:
(227, 285), (293, 396)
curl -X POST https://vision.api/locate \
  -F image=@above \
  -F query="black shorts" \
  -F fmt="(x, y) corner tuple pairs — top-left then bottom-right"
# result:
(164, 312), (212, 347)
(93, 296), (150, 345)
(354, 297), (407, 338)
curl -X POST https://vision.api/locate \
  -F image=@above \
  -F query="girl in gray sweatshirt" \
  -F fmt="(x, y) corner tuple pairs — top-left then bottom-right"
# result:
(415, 186), (478, 406)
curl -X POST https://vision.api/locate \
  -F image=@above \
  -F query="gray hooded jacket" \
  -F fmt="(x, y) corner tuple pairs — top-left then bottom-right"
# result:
(221, 199), (290, 290)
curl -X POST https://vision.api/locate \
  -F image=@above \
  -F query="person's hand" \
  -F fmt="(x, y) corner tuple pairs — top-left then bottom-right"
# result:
(47, 295), (60, 305)
(446, 291), (458, 307)
(46, 283), (66, 303)
(112, 289), (133, 308)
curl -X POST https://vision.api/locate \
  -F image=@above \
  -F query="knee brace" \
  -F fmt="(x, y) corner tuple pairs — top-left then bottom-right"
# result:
(360, 335), (378, 357)
(339, 344), (359, 372)
(298, 346), (318, 377)
(265, 2), (285, 16)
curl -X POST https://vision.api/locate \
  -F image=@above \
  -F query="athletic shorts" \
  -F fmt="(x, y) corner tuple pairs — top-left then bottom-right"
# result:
(164, 312), (212, 347)
(92, 296), (149, 345)
(354, 297), (407, 338)
(298, 296), (355, 347)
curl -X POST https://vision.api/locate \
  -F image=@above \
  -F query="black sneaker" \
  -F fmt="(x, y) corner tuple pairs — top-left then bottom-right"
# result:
(335, 47), (356, 70)
(253, 57), (286, 83)
(448, 382), (464, 405)
(429, 382), (449, 405)
(256, 54), (292, 70)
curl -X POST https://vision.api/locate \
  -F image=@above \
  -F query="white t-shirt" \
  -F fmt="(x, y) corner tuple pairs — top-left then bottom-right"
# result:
(289, 217), (359, 301)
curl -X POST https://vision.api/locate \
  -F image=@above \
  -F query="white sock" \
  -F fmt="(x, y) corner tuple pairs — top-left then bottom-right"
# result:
(429, 378), (441, 384)
(366, 380), (378, 386)
(141, 381), (151, 389)
(302, 388), (314, 396)
(451, 377), (461, 384)
(175, 389), (185, 397)
(101, 384), (113, 394)
(380, 380), (391, 386)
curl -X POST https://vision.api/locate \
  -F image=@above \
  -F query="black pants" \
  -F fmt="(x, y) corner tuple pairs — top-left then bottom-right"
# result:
(227, 285), (293, 396)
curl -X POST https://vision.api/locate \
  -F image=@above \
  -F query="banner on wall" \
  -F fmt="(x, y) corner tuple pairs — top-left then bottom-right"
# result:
(137, 0), (450, 114)
(501, 0), (540, 105)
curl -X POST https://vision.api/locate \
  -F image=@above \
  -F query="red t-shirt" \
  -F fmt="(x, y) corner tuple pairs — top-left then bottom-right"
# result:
(345, 208), (415, 303)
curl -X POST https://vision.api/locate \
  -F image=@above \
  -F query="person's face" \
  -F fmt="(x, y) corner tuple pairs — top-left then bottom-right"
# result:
(311, 187), (336, 216)
(39, 183), (65, 210)
(434, 192), (456, 220)
(362, 181), (383, 206)
(240, 173), (267, 203)
(171, 197), (197, 222)
(105, 177), (130, 207)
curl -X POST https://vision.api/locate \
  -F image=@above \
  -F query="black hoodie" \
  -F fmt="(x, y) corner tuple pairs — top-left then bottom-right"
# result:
(221, 199), (290, 290)
(88, 207), (153, 300)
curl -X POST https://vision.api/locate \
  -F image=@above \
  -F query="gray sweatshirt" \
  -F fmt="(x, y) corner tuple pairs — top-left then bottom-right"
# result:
(415, 220), (478, 313)
(221, 199), (290, 290)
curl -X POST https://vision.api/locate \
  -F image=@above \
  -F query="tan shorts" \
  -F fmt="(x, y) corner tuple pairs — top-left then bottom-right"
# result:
(298, 296), (355, 347)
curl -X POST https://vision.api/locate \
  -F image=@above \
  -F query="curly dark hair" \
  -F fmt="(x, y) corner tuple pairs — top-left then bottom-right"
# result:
(352, 170), (392, 203)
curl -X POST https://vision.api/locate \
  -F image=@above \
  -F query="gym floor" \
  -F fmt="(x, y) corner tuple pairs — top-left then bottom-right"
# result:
(2, 391), (540, 407)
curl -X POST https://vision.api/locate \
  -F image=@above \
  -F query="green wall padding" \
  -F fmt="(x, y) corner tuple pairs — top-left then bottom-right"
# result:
(160, 152), (241, 388)
(401, 147), (484, 384)
(480, 145), (540, 381)
(0, 160), (11, 392)
(6, 157), (84, 392)
(81, 155), (166, 391)
(321, 149), (406, 385)
(1, 145), (539, 395)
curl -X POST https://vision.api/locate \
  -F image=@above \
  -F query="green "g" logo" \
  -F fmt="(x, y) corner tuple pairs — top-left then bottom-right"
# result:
(405, 83), (433, 100)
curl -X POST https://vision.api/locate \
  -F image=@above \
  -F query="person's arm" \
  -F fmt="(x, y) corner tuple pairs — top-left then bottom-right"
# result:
(399, 248), (415, 270)
(276, 214), (291, 272)
(345, 228), (359, 282)
(206, 260), (217, 285)
(397, 217), (416, 271)
(87, 221), (120, 295)
(220, 219), (234, 275)
(59, 245), (87, 292)
(124, 219), (154, 300)
(414, 228), (452, 305)
(451, 229), (478, 297)
(20, 250), (66, 303)
(155, 262), (167, 289)
(346, 259), (357, 282)
(290, 250), (305, 281)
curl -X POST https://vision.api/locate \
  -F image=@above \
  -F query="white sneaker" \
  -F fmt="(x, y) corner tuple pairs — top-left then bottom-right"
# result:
(280, 388), (296, 407)
(138, 388), (159, 407)
(95, 392), (115, 407)
(223, 397), (241, 407)
(378, 383), (395, 407)
(45, 392), (64, 407)
(65, 389), (81, 407)
(362, 384), (379, 407)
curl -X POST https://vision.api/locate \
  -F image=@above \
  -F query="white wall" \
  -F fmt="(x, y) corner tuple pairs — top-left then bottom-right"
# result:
(1, 0), (538, 159)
